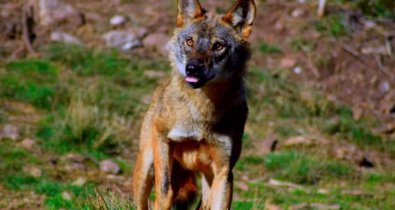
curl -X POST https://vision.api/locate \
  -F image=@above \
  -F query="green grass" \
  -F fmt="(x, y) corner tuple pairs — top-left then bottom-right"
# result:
(355, 0), (395, 19)
(20, 43), (169, 157)
(0, 59), (63, 110)
(246, 68), (395, 152)
(313, 14), (346, 37)
(289, 37), (315, 52)
(0, 109), (6, 123)
(264, 151), (354, 184)
(257, 42), (282, 54)
(1, 42), (394, 209)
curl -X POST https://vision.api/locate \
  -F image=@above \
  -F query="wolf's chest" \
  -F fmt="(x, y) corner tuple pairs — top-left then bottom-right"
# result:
(167, 124), (205, 142)
(166, 102), (210, 142)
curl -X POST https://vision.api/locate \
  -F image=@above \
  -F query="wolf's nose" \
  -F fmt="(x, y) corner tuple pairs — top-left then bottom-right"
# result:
(186, 61), (204, 75)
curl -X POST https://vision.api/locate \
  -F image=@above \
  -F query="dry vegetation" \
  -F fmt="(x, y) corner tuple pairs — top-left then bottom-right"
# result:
(0, 0), (394, 209)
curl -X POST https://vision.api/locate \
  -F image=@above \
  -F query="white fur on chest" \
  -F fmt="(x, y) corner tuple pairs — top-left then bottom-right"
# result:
(167, 125), (204, 142)
(167, 101), (205, 142)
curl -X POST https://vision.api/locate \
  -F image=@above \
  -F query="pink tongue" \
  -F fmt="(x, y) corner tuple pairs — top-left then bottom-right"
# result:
(186, 76), (199, 83)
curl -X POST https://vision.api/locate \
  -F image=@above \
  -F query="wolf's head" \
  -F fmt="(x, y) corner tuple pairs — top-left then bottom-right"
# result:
(169, 0), (256, 89)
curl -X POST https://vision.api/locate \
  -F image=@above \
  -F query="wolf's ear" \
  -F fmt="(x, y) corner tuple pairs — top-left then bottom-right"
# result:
(223, 0), (256, 39)
(177, 0), (205, 27)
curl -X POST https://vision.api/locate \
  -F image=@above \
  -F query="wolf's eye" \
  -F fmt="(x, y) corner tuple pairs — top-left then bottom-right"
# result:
(213, 42), (226, 51)
(186, 38), (194, 47)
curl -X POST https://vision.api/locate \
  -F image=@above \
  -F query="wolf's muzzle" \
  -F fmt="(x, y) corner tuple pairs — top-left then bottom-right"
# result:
(186, 60), (204, 76)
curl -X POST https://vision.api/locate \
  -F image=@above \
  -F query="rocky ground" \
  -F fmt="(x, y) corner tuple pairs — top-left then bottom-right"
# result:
(0, 0), (394, 209)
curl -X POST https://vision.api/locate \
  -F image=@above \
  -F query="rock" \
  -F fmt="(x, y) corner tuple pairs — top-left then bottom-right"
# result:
(310, 204), (340, 210)
(341, 189), (372, 197)
(268, 179), (310, 193)
(20, 138), (36, 150)
(379, 80), (390, 93)
(102, 30), (143, 50)
(352, 107), (363, 120)
(23, 166), (42, 177)
(33, 0), (84, 27)
(62, 191), (72, 200)
(50, 31), (83, 45)
(0, 124), (20, 141)
(274, 21), (285, 31)
(283, 136), (312, 147)
(143, 33), (170, 54)
(318, 188), (329, 194)
(265, 202), (282, 210)
(63, 153), (85, 163)
(259, 136), (278, 155)
(363, 20), (376, 29)
(280, 57), (297, 68)
(290, 203), (340, 210)
(235, 181), (249, 191)
(110, 15), (126, 26)
(359, 156), (374, 168)
(291, 9), (304, 18)
(293, 66), (302, 74)
(361, 46), (388, 55)
(100, 160), (120, 174)
(72, 177), (87, 186)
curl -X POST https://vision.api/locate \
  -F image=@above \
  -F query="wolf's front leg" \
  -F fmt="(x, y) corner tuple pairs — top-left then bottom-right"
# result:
(210, 167), (233, 210)
(132, 142), (154, 210)
(153, 131), (174, 210)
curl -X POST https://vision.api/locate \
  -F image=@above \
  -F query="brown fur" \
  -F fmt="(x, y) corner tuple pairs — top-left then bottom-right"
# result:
(132, 1), (256, 209)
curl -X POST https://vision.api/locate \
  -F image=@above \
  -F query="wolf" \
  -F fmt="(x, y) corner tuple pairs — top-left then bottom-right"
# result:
(132, 0), (256, 209)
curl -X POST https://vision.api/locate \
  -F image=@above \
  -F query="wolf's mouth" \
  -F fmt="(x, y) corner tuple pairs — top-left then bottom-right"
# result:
(185, 74), (215, 89)
(185, 76), (199, 83)
(185, 75), (205, 88)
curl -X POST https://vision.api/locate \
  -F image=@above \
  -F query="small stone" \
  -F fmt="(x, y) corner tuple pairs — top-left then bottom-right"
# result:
(100, 160), (120, 174)
(280, 57), (297, 68)
(110, 15), (126, 26)
(102, 30), (142, 50)
(379, 80), (390, 93)
(318, 188), (329, 194)
(359, 156), (374, 168)
(291, 9), (304, 18)
(283, 136), (312, 146)
(361, 46), (388, 55)
(23, 166), (42, 177)
(34, 0), (84, 27)
(274, 21), (284, 31)
(236, 182), (249, 191)
(260, 136), (278, 155)
(50, 31), (83, 45)
(63, 153), (85, 163)
(0, 124), (20, 141)
(122, 40), (143, 51)
(293, 66), (302, 74)
(72, 177), (87, 186)
(20, 138), (36, 150)
(265, 203), (282, 210)
(363, 20), (376, 29)
(352, 107), (363, 120)
(62, 191), (72, 201)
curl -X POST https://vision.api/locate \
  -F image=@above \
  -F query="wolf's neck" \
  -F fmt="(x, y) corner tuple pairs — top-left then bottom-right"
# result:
(172, 73), (245, 110)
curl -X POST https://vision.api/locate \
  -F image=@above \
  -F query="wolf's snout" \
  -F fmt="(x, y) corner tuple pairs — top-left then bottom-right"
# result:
(186, 60), (204, 76)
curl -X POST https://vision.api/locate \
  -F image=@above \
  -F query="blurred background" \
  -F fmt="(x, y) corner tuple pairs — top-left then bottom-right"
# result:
(0, 0), (394, 209)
